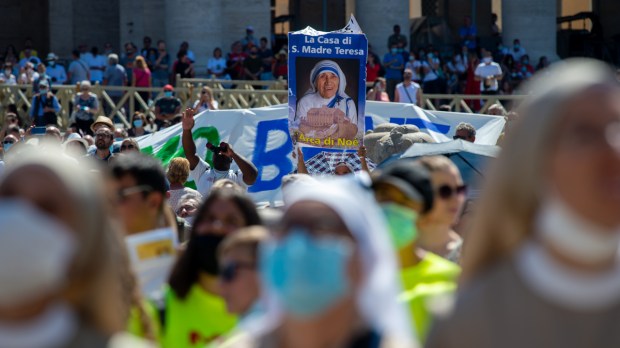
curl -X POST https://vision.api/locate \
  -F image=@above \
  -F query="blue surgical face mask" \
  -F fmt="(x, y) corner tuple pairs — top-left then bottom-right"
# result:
(114, 137), (124, 142)
(3, 143), (13, 153)
(133, 119), (143, 128)
(164, 91), (173, 98)
(260, 229), (352, 318)
(391, 48), (398, 54)
(380, 203), (418, 250)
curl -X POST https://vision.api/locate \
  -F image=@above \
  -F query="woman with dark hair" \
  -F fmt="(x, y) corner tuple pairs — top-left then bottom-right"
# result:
(162, 187), (261, 348)
(128, 112), (151, 137)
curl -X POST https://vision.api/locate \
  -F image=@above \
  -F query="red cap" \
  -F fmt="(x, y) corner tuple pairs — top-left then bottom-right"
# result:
(163, 84), (174, 91)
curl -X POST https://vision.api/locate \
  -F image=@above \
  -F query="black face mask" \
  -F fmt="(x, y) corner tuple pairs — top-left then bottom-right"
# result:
(191, 234), (226, 275)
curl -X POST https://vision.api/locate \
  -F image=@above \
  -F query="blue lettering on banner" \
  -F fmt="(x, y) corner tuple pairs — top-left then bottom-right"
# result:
(364, 115), (374, 132)
(249, 119), (294, 192)
(389, 117), (451, 134)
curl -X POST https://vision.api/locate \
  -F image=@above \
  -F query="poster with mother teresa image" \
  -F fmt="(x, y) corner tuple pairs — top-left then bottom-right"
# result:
(288, 16), (368, 150)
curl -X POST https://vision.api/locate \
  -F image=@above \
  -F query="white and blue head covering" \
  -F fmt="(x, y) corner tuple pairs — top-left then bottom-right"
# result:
(306, 60), (349, 107)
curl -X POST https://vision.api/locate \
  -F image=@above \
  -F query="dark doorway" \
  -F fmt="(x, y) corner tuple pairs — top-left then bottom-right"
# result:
(0, 0), (50, 59)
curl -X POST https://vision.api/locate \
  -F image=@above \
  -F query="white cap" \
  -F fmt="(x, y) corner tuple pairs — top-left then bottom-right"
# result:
(0, 200), (76, 307)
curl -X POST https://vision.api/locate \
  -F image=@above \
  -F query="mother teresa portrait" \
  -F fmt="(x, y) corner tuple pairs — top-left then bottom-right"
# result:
(293, 60), (360, 143)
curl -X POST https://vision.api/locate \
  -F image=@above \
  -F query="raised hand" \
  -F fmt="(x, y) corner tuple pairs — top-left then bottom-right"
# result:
(181, 107), (196, 130)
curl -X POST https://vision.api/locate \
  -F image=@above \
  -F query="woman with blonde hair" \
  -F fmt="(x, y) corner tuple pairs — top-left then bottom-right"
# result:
(120, 138), (140, 153)
(416, 156), (466, 263)
(167, 157), (202, 211)
(426, 59), (620, 347)
(193, 86), (219, 113)
(132, 56), (152, 110)
(0, 147), (152, 346)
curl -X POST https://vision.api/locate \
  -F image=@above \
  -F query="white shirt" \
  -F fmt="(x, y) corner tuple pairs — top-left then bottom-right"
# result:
(190, 157), (246, 196)
(510, 47), (527, 61)
(84, 53), (107, 82)
(395, 81), (420, 104)
(295, 92), (358, 126)
(405, 60), (422, 80)
(474, 61), (502, 91)
(422, 60), (440, 81)
(207, 57), (227, 75)
(193, 99), (219, 113)
(46, 64), (67, 84)
(0, 73), (16, 85)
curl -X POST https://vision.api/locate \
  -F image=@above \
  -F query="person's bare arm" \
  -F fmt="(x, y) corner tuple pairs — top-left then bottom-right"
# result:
(221, 142), (258, 185)
(296, 147), (309, 174)
(155, 105), (164, 120)
(358, 146), (370, 173)
(181, 107), (199, 170)
(394, 88), (401, 103)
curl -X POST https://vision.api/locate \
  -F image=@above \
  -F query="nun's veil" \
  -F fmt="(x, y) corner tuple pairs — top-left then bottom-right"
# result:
(245, 174), (416, 344)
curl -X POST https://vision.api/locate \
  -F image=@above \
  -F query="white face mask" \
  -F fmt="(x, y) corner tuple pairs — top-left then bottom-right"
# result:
(537, 193), (620, 265)
(184, 215), (195, 226)
(0, 200), (76, 307)
(483, 57), (492, 64)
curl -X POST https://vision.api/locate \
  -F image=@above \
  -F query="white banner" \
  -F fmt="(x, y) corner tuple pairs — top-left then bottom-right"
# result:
(137, 102), (505, 204)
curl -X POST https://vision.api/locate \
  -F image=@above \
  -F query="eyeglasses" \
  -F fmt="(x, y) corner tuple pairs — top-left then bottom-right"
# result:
(3, 140), (15, 145)
(120, 144), (135, 151)
(117, 185), (153, 202)
(453, 135), (467, 140)
(95, 133), (112, 138)
(437, 184), (467, 199)
(219, 261), (255, 283)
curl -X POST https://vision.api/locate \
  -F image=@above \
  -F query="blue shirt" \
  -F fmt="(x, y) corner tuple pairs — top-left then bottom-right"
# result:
(103, 64), (127, 97)
(29, 93), (61, 117)
(383, 53), (404, 80)
(459, 25), (478, 49)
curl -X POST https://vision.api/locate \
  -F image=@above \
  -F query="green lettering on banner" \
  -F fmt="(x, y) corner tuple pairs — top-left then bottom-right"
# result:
(141, 126), (221, 191)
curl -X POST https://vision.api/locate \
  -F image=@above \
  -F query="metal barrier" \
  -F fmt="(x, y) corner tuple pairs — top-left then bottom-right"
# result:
(421, 94), (527, 114)
(0, 79), (525, 128)
(176, 76), (288, 110)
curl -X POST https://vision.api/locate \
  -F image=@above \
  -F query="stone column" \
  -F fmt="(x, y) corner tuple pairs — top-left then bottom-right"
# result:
(355, 0), (409, 58)
(48, 0), (74, 58)
(502, 0), (558, 62)
(221, 0), (271, 53)
(164, 0), (223, 70)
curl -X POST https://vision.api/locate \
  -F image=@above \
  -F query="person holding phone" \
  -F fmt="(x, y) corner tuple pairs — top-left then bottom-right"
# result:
(181, 108), (258, 196)
(475, 51), (503, 96)
(29, 80), (60, 127)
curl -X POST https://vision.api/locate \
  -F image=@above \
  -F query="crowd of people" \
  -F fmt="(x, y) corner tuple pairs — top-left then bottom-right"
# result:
(1, 57), (620, 348)
(366, 16), (550, 110)
(0, 27), (285, 92)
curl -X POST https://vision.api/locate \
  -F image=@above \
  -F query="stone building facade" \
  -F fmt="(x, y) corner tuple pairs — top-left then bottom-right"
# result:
(2, 0), (620, 68)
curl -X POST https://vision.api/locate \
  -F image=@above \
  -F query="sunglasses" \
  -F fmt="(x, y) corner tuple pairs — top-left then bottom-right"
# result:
(3, 140), (15, 145)
(219, 261), (255, 283)
(453, 135), (467, 140)
(120, 144), (135, 151)
(437, 184), (467, 199)
(95, 133), (112, 138)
